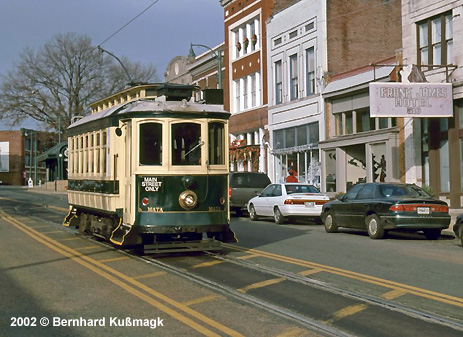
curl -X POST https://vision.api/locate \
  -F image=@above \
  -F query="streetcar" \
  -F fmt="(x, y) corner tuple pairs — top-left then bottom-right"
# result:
(63, 83), (236, 252)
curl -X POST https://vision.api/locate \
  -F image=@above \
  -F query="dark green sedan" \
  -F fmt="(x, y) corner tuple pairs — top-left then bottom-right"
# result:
(321, 183), (451, 239)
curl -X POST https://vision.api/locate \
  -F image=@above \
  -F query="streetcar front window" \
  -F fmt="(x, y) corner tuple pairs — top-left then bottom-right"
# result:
(140, 123), (162, 165)
(172, 123), (202, 165)
(208, 122), (225, 165)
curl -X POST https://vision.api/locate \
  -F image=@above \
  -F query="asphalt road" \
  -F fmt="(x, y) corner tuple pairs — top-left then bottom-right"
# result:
(1, 186), (462, 337)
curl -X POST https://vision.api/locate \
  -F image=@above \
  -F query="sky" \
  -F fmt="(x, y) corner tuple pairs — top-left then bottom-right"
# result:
(0, 0), (225, 130)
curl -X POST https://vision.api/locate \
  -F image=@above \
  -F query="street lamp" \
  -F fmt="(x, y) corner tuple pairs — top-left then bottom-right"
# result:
(188, 43), (223, 89)
(23, 129), (37, 186)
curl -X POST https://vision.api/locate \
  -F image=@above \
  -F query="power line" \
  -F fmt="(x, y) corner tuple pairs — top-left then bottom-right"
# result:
(98, 0), (161, 47)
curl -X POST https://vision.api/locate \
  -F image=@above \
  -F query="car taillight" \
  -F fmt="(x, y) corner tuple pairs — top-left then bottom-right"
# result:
(228, 187), (232, 198)
(389, 204), (449, 213)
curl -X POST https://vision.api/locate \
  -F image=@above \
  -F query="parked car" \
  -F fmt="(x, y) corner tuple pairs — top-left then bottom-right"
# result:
(229, 172), (271, 216)
(453, 214), (463, 246)
(321, 182), (451, 240)
(247, 183), (330, 224)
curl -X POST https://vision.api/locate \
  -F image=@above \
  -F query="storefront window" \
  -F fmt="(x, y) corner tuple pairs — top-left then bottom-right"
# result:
(274, 129), (284, 150)
(371, 143), (386, 182)
(325, 150), (336, 192)
(286, 128), (295, 148)
(297, 125), (307, 146)
(308, 122), (319, 144)
(439, 139), (450, 192)
(346, 144), (366, 190)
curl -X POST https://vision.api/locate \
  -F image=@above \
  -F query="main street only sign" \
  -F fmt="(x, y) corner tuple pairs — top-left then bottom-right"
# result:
(369, 83), (453, 117)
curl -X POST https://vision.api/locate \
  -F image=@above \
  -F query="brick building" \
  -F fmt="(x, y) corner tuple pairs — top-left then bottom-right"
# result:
(220, 0), (300, 173)
(0, 130), (57, 186)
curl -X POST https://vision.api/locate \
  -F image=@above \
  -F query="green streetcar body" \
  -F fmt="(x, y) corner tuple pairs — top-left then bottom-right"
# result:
(63, 84), (236, 251)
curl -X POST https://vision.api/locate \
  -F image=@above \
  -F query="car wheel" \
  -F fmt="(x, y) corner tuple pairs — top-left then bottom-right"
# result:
(274, 207), (285, 224)
(423, 228), (441, 240)
(324, 211), (338, 233)
(366, 214), (385, 239)
(249, 204), (259, 221)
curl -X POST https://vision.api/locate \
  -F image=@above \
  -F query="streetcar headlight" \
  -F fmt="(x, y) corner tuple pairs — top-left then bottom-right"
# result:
(179, 190), (198, 210)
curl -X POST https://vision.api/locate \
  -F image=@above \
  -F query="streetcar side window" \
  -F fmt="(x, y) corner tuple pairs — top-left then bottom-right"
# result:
(139, 123), (162, 165)
(172, 123), (201, 165)
(208, 122), (225, 165)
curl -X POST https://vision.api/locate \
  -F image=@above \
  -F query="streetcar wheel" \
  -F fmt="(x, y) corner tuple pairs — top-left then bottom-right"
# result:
(366, 214), (385, 239)
(274, 207), (285, 224)
(249, 205), (259, 221)
(423, 229), (441, 240)
(324, 211), (338, 233)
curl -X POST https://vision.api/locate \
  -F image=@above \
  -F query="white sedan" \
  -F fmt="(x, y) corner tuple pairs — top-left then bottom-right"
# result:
(247, 183), (330, 224)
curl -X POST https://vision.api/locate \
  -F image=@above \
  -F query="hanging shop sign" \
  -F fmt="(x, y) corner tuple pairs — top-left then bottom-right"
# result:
(369, 83), (453, 117)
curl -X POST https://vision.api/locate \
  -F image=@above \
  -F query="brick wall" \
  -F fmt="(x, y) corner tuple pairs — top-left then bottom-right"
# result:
(0, 131), (24, 185)
(326, 0), (402, 76)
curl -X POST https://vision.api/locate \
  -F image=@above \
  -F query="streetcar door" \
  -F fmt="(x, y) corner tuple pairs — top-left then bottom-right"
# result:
(124, 120), (132, 223)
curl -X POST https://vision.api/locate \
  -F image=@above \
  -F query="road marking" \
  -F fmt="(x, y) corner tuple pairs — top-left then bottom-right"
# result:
(381, 288), (408, 300)
(183, 295), (222, 307)
(59, 237), (80, 241)
(237, 254), (260, 260)
(29, 225), (50, 229)
(39, 230), (64, 234)
(323, 304), (368, 324)
(133, 271), (167, 279)
(74, 245), (100, 251)
(99, 256), (130, 263)
(223, 243), (463, 308)
(298, 268), (323, 276)
(275, 327), (312, 337)
(47, 205), (69, 212)
(191, 260), (225, 269)
(238, 277), (286, 294)
(0, 210), (244, 337)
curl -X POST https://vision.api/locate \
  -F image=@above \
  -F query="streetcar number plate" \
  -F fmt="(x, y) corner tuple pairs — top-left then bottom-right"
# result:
(305, 202), (315, 207)
(417, 207), (430, 214)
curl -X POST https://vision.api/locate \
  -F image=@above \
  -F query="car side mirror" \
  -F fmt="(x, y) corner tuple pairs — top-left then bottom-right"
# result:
(337, 194), (344, 201)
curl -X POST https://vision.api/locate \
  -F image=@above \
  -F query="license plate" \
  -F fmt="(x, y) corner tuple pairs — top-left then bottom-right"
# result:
(305, 202), (315, 207)
(417, 207), (430, 215)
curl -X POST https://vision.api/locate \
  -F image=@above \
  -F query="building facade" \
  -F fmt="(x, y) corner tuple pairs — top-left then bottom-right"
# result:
(220, 0), (300, 173)
(0, 130), (56, 186)
(266, 0), (326, 185)
(265, 0), (402, 186)
(401, 0), (463, 208)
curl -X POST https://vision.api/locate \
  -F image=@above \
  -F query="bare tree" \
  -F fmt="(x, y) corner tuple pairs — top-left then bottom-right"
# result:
(0, 32), (158, 134)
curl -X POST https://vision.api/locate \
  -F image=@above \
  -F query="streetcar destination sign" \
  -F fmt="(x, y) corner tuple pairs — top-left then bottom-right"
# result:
(369, 83), (453, 117)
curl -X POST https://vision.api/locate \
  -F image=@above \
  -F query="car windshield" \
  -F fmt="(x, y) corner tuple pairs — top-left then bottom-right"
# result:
(285, 184), (319, 194)
(379, 184), (430, 198)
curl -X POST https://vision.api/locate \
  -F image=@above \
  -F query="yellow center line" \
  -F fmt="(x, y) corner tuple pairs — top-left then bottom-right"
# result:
(190, 260), (225, 269)
(0, 210), (243, 337)
(133, 271), (167, 279)
(323, 304), (369, 324)
(223, 243), (463, 307)
(182, 295), (222, 307)
(238, 277), (286, 294)
(237, 254), (260, 260)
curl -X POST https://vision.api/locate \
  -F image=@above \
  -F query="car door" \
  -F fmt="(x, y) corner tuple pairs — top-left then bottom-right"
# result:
(350, 184), (376, 228)
(335, 184), (364, 227)
(253, 184), (276, 216)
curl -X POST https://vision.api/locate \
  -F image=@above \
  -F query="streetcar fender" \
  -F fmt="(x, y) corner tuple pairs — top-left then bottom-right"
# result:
(110, 219), (141, 246)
